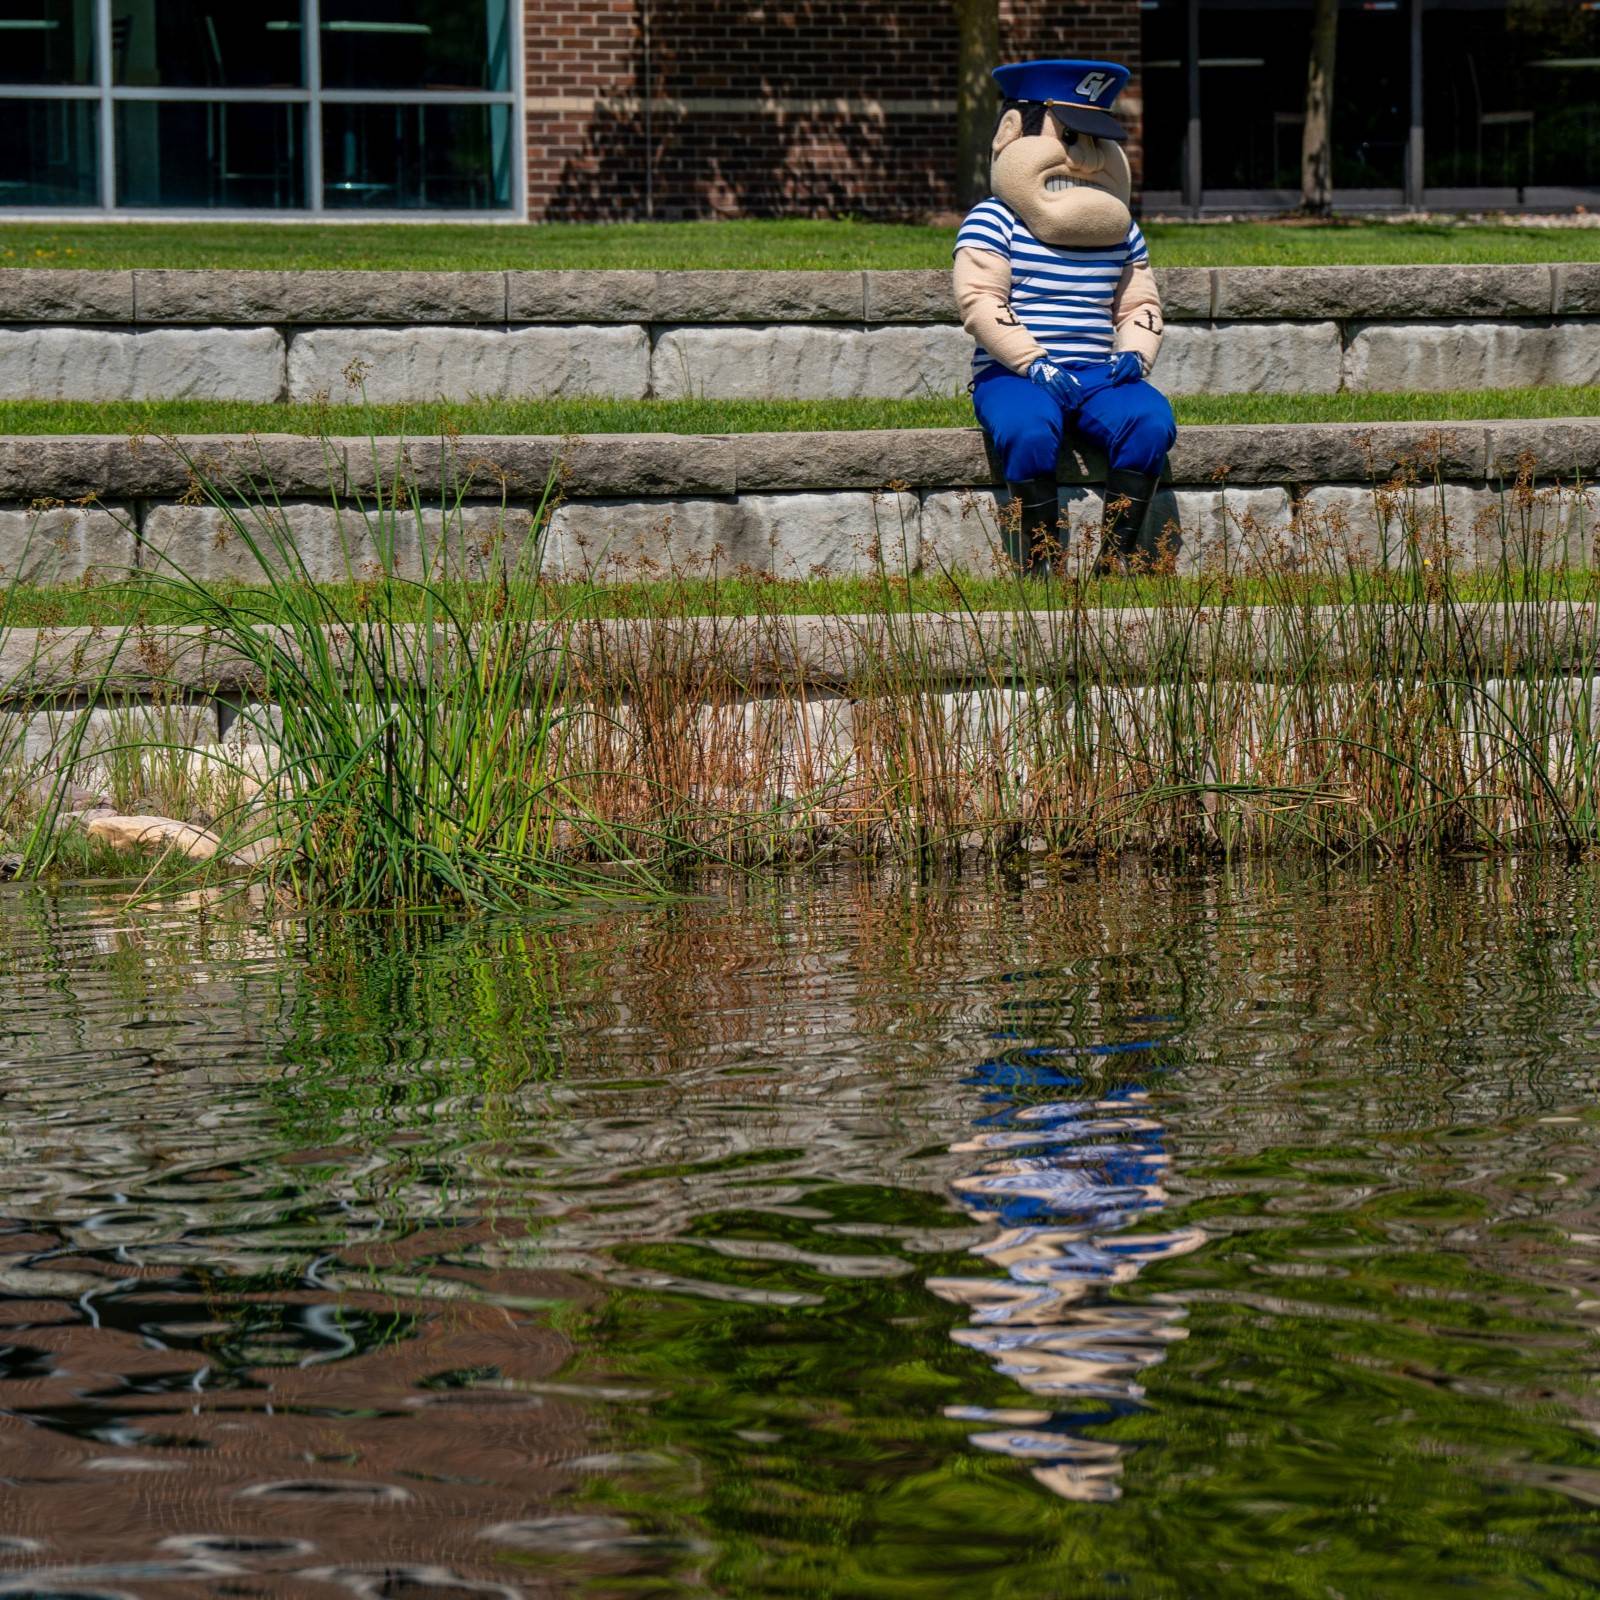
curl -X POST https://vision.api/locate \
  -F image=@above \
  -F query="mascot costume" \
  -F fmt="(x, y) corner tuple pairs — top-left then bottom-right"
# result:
(953, 59), (1175, 574)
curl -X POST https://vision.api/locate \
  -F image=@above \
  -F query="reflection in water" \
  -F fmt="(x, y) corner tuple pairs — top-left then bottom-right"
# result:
(0, 865), (1598, 1593)
(931, 1033), (1204, 1500)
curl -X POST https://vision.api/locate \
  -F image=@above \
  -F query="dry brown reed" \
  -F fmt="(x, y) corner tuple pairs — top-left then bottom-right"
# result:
(7, 438), (1600, 891)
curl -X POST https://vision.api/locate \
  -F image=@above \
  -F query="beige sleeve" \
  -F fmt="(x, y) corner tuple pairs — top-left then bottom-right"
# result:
(1113, 261), (1165, 372)
(953, 247), (1048, 376)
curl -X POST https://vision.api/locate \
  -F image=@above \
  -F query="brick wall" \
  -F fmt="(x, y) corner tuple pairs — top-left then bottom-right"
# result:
(524, 1), (1143, 221)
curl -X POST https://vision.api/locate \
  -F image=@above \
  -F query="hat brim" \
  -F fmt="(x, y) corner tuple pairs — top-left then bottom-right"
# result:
(1048, 103), (1128, 143)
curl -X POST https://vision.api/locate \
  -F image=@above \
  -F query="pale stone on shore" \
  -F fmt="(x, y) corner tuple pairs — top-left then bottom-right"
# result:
(84, 813), (223, 860)
(77, 810), (283, 868)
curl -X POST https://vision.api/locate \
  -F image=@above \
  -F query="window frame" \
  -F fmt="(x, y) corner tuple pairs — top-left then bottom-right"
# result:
(1140, 0), (1600, 215)
(0, 0), (526, 217)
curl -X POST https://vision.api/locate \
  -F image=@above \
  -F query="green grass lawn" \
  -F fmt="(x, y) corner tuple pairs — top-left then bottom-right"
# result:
(4, 386), (1596, 439)
(3, 218), (1598, 272)
(4, 567), (1595, 629)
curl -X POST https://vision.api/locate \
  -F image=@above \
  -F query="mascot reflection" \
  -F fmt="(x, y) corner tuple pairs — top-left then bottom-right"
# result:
(954, 59), (1175, 574)
(926, 1036), (1205, 1502)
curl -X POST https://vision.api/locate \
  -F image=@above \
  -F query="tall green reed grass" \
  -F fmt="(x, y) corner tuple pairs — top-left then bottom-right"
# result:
(4, 418), (1600, 889)
(1, 418), (669, 908)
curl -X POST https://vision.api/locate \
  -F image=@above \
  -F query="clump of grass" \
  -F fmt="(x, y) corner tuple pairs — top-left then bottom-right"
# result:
(9, 420), (668, 910)
(527, 448), (1600, 866)
(7, 416), (1600, 889)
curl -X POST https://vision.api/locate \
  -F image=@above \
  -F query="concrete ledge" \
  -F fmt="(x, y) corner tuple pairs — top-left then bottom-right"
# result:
(6, 603), (1600, 702)
(1213, 264), (1557, 321)
(2, 265), (1597, 400)
(510, 269), (869, 324)
(1, 421), (1594, 585)
(136, 269), (507, 325)
(0, 264), (1593, 326)
(0, 271), (135, 323)
(10, 317), (1600, 401)
(2, 421), (1592, 504)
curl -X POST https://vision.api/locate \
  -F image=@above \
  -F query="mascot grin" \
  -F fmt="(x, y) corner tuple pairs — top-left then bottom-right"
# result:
(953, 59), (1177, 574)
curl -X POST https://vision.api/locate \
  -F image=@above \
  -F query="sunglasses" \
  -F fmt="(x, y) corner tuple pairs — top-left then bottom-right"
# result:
(1015, 102), (1089, 149)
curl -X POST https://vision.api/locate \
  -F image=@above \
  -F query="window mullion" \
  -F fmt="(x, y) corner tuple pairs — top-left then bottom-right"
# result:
(95, 0), (114, 211)
(306, 0), (323, 213)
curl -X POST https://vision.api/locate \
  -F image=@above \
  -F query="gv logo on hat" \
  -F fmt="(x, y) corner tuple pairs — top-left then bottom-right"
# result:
(1075, 70), (1115, 100)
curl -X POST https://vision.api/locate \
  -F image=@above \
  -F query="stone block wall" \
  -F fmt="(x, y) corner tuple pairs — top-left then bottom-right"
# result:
(2, 265), (1596, 404)
(2, 421), (1593, 585)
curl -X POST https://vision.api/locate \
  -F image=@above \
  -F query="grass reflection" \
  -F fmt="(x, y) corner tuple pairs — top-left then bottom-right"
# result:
(0, 863), (1598, 1591)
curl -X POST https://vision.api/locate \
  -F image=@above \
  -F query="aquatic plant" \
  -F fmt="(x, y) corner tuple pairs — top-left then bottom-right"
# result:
(5, 416), (1600, 887)
(544, 443), (1600, 866)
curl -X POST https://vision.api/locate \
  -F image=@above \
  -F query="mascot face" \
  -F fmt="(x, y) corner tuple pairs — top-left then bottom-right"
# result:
(991, 106), (1132, 249)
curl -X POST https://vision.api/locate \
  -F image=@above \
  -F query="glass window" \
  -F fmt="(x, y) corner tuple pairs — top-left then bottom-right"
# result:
(1199, 0), (1407, 192)
(320, 0), (511, 91)
(116, 100), (306, 207)
(1424, 0), (1600, 190)
(323, 101), (512, 210)
(0, 0), (93, 85)
(0, 95), (97, 202)
(1139, 0), (1188, 193)
(110, 0), (303, 89)
(6, 0), (520, 213)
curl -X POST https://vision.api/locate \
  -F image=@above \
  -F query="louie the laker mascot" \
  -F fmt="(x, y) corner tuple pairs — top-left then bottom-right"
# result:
(954, 59), (1174, 574)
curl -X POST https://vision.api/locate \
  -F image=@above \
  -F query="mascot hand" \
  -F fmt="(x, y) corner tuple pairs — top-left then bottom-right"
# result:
(1109, 351), (1145, 387)
(1028, 359), (1084, 409)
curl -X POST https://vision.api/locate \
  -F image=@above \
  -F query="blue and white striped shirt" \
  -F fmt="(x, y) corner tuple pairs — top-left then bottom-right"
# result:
(954, 199), (1148, 377)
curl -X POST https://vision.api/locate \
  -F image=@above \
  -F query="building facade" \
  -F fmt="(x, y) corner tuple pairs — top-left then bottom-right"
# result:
(3, 0), (1595, 220)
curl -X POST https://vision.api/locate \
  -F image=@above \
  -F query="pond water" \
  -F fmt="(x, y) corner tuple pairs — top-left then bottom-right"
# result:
(1, 861), (1598, 1598)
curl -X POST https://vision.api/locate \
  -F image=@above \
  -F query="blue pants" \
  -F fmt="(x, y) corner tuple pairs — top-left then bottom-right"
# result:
(972, 362), (1177, 483)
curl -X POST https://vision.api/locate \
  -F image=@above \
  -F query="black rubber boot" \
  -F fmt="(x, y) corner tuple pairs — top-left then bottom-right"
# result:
(1005, 476), (1061, 574)
(1095, 468), (1160, 576)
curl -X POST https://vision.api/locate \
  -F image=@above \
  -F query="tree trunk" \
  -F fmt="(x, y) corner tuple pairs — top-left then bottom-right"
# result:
(1300, 0), (1338, 215)
(953, 0), (1000, 210)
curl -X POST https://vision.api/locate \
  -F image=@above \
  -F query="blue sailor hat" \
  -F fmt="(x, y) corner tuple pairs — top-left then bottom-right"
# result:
(992, 58), (1131, 143)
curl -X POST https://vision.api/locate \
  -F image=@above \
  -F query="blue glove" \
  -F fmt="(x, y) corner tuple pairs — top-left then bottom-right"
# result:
(1109, 351), (1145, 386)
(1028, 358), (1084, 409)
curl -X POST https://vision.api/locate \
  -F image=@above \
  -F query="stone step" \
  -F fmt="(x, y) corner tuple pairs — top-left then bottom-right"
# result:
(3, 603), (1599, 705)
(5, 265), (1599, 326)
(2, 266), (1599, 401)
(2, 419), (1594, 500)
(1, 421), (1594, 584)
